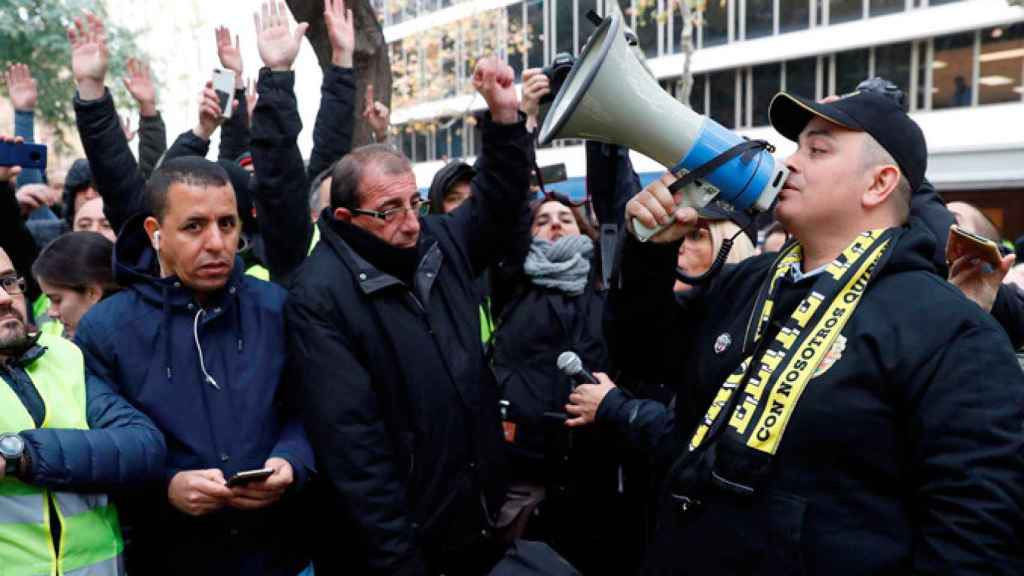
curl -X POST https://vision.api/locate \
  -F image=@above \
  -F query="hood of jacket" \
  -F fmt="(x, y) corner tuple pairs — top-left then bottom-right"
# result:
(428, 160), (476, 214)
(62, 158), (93, 225)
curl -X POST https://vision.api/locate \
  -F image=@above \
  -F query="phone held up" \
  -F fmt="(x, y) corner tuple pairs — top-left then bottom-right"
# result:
(211, 68), (236, 120)
(946, 224), (1003, 268)
(0, 141), (47, 171)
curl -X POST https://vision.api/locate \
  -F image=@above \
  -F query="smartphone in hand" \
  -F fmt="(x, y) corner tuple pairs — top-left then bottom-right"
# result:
(946, 224), (1003, 268)
(211, 69), (236, 120)
(0, 141), (47, 170)
(225, 467), (274, 487)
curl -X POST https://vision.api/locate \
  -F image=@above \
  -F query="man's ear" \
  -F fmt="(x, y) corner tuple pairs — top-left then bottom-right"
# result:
(862, 164), (900, 211)
(143, 216), (161, 251)
(333, 207), (353, 223)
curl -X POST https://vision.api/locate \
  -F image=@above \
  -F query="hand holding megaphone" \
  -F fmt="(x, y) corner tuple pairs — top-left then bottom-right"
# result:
(626, 172), (701, 243)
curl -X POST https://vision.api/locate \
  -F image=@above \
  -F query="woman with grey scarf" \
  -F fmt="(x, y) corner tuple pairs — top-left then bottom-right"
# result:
(491, 193), (624, 575)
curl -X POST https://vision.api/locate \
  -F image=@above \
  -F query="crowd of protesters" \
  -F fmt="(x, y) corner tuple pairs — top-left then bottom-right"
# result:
(2, 1), (1024, 575)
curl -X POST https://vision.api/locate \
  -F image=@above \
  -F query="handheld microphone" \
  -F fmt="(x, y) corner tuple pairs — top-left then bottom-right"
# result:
(557, 351), (599, 387)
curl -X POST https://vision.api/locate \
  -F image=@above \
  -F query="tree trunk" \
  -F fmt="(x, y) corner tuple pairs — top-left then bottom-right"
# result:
(675, 0), (696, 108)
(286, 0), (393, 147)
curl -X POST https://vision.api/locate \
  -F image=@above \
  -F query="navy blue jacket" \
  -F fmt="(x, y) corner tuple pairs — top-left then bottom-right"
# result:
(74, 214), (314, 575)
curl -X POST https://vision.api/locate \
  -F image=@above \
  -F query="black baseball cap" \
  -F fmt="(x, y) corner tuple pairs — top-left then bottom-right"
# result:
(768, 91), (927, 191)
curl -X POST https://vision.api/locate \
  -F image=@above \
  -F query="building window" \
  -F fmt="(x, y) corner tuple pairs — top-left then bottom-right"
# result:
(415, 128), (429, 161)
(869, 0), (903, 17)
(874, 41), (912, 95)
(835, 48), (868, 94)
(979, 23), (1024, 105)
(702, 0), (729, 48)
(691, 74), (707, 114)
(829, 0), (862, 25)
(784, 56), (817, 99)
(527, 0), (545, 69)
(435, 119), (449, 160)
(636, 0), (661, 58)
(450, 118), (465, 158)
(555, 0), (574, 56)
(752, 62), (781, 126)
(577, 0), (600, 52)
(508, 2), (526, 79)
(401, 126), (414, 160)
(708, 69), (737, 127)
(744, 0), (773, 40)
(932, 31), (975, 109)
(779, 0), (810, 34)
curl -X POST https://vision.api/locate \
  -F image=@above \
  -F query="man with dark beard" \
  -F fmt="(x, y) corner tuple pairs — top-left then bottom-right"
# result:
(0, 152), (166, 576)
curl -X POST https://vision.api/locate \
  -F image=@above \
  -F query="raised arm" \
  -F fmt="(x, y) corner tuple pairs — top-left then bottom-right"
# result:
(305, 0), (358, 181)
(444, 57), (532, 277)
(5, 64), (44, 187)
(214, 26), (252, 163)
(122, 58), (166, 179)
(68, 12), (145, 232)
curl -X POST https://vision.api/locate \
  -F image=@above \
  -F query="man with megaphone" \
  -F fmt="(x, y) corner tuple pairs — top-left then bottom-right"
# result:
(565, 90), (1024, 573)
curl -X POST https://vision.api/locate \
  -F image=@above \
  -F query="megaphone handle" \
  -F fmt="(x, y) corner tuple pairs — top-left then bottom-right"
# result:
(632, 181), (712, 242)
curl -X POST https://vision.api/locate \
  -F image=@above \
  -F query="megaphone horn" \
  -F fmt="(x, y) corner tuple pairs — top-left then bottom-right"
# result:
(538, 13), (788, 242)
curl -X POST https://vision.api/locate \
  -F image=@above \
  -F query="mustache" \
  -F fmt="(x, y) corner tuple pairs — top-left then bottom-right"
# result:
(0, 305), (25, 324)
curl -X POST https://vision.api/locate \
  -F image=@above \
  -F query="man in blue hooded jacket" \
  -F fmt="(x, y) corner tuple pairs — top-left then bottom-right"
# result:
(72, 153), (314, 574)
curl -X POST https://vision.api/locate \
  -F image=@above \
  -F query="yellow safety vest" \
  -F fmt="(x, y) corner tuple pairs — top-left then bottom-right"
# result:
(0, 334), (124, 576)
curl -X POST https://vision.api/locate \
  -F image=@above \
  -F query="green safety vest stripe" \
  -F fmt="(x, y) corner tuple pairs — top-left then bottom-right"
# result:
(0, 333), (124, 575)
(33, 294), (50, 321)
(479, 302), (494, 343)
(246, 264), (270, 281)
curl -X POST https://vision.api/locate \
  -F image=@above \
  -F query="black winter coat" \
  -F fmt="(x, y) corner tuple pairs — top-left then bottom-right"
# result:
(601, 219), (1024, 575)
(285, 114), (532, 576)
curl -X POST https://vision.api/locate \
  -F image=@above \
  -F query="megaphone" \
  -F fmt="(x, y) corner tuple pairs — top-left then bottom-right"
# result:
(538, 13), (788, 242)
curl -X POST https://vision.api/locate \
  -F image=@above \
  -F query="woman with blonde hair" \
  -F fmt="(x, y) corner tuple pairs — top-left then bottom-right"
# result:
(674, 206), (758, 293)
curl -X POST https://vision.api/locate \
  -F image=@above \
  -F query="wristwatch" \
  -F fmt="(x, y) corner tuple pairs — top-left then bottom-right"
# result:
(0, 433), (25, 478)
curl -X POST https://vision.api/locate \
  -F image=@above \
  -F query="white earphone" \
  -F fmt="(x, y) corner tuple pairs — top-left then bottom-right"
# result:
(152, 230), (161, 251)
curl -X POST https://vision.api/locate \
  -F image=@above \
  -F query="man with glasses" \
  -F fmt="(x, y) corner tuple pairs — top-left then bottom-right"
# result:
(286, 56), (531, 576)
(1, 156), (166, 575)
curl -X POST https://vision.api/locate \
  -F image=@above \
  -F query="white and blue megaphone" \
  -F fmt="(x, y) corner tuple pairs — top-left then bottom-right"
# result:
(538, 13), (788, 242)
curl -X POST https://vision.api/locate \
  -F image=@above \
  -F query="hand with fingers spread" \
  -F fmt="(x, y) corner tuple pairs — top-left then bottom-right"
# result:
(122, 58), (158, 116)
(254, 1), (310, 72)
(362, 84), (390, 141)
(325, 0), (355, 68)
(227, 458), (294, 511)
(0, 135), (24, 183)
(625, 172), (701, 243)
(949, 253), (1016, 313)
(67, 12), (110, 100)
(194, 81), (231, 140)
(216, 26), (245, 85)
(472, 56), (519, 125)
(168, 469), (234, 516)
(519, 68), (549, 129)
(565, 372), (617, 428)
(5, 64), (38, 111)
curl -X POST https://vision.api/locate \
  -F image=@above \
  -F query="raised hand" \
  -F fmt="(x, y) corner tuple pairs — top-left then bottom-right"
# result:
(254, 1), (309, 72)
(519, 68), (550, 132)
(216, 26), (244, 85)
(67, 12), (109, 100)
(122, 58), (158, 116)
(325, 0), (355, 68)
(472, 56), (519, 124)
(362, 84), (390, 141)
(4, 64), (38, 111)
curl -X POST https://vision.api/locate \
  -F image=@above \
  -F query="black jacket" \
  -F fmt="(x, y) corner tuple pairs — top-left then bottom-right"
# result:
(601, 219), (1024, 574)
(249, 65), (356, 284)
(285, 114), (531, 576)
(137, 112), (167, 180)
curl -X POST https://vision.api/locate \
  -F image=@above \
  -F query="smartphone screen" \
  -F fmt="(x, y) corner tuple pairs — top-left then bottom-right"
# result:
(211, 69), (236, 120)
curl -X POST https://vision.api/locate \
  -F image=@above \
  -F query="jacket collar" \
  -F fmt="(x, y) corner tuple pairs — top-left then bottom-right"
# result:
(317, 214), (444, 302)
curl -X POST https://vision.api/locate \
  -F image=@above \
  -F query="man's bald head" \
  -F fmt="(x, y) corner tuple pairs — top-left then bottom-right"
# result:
(948, 201), (1000, 241)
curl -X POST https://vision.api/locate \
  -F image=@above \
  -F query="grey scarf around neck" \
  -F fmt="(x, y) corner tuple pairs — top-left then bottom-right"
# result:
(523, 234), (594, 296)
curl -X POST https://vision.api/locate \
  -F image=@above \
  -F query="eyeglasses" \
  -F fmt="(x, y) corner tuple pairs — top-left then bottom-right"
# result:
(350, 197), (429, 222)
(0, 275), (26, 296)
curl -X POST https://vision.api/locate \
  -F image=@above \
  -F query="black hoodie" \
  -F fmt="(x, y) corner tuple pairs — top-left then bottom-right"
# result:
(601, 218), (1024, 574)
